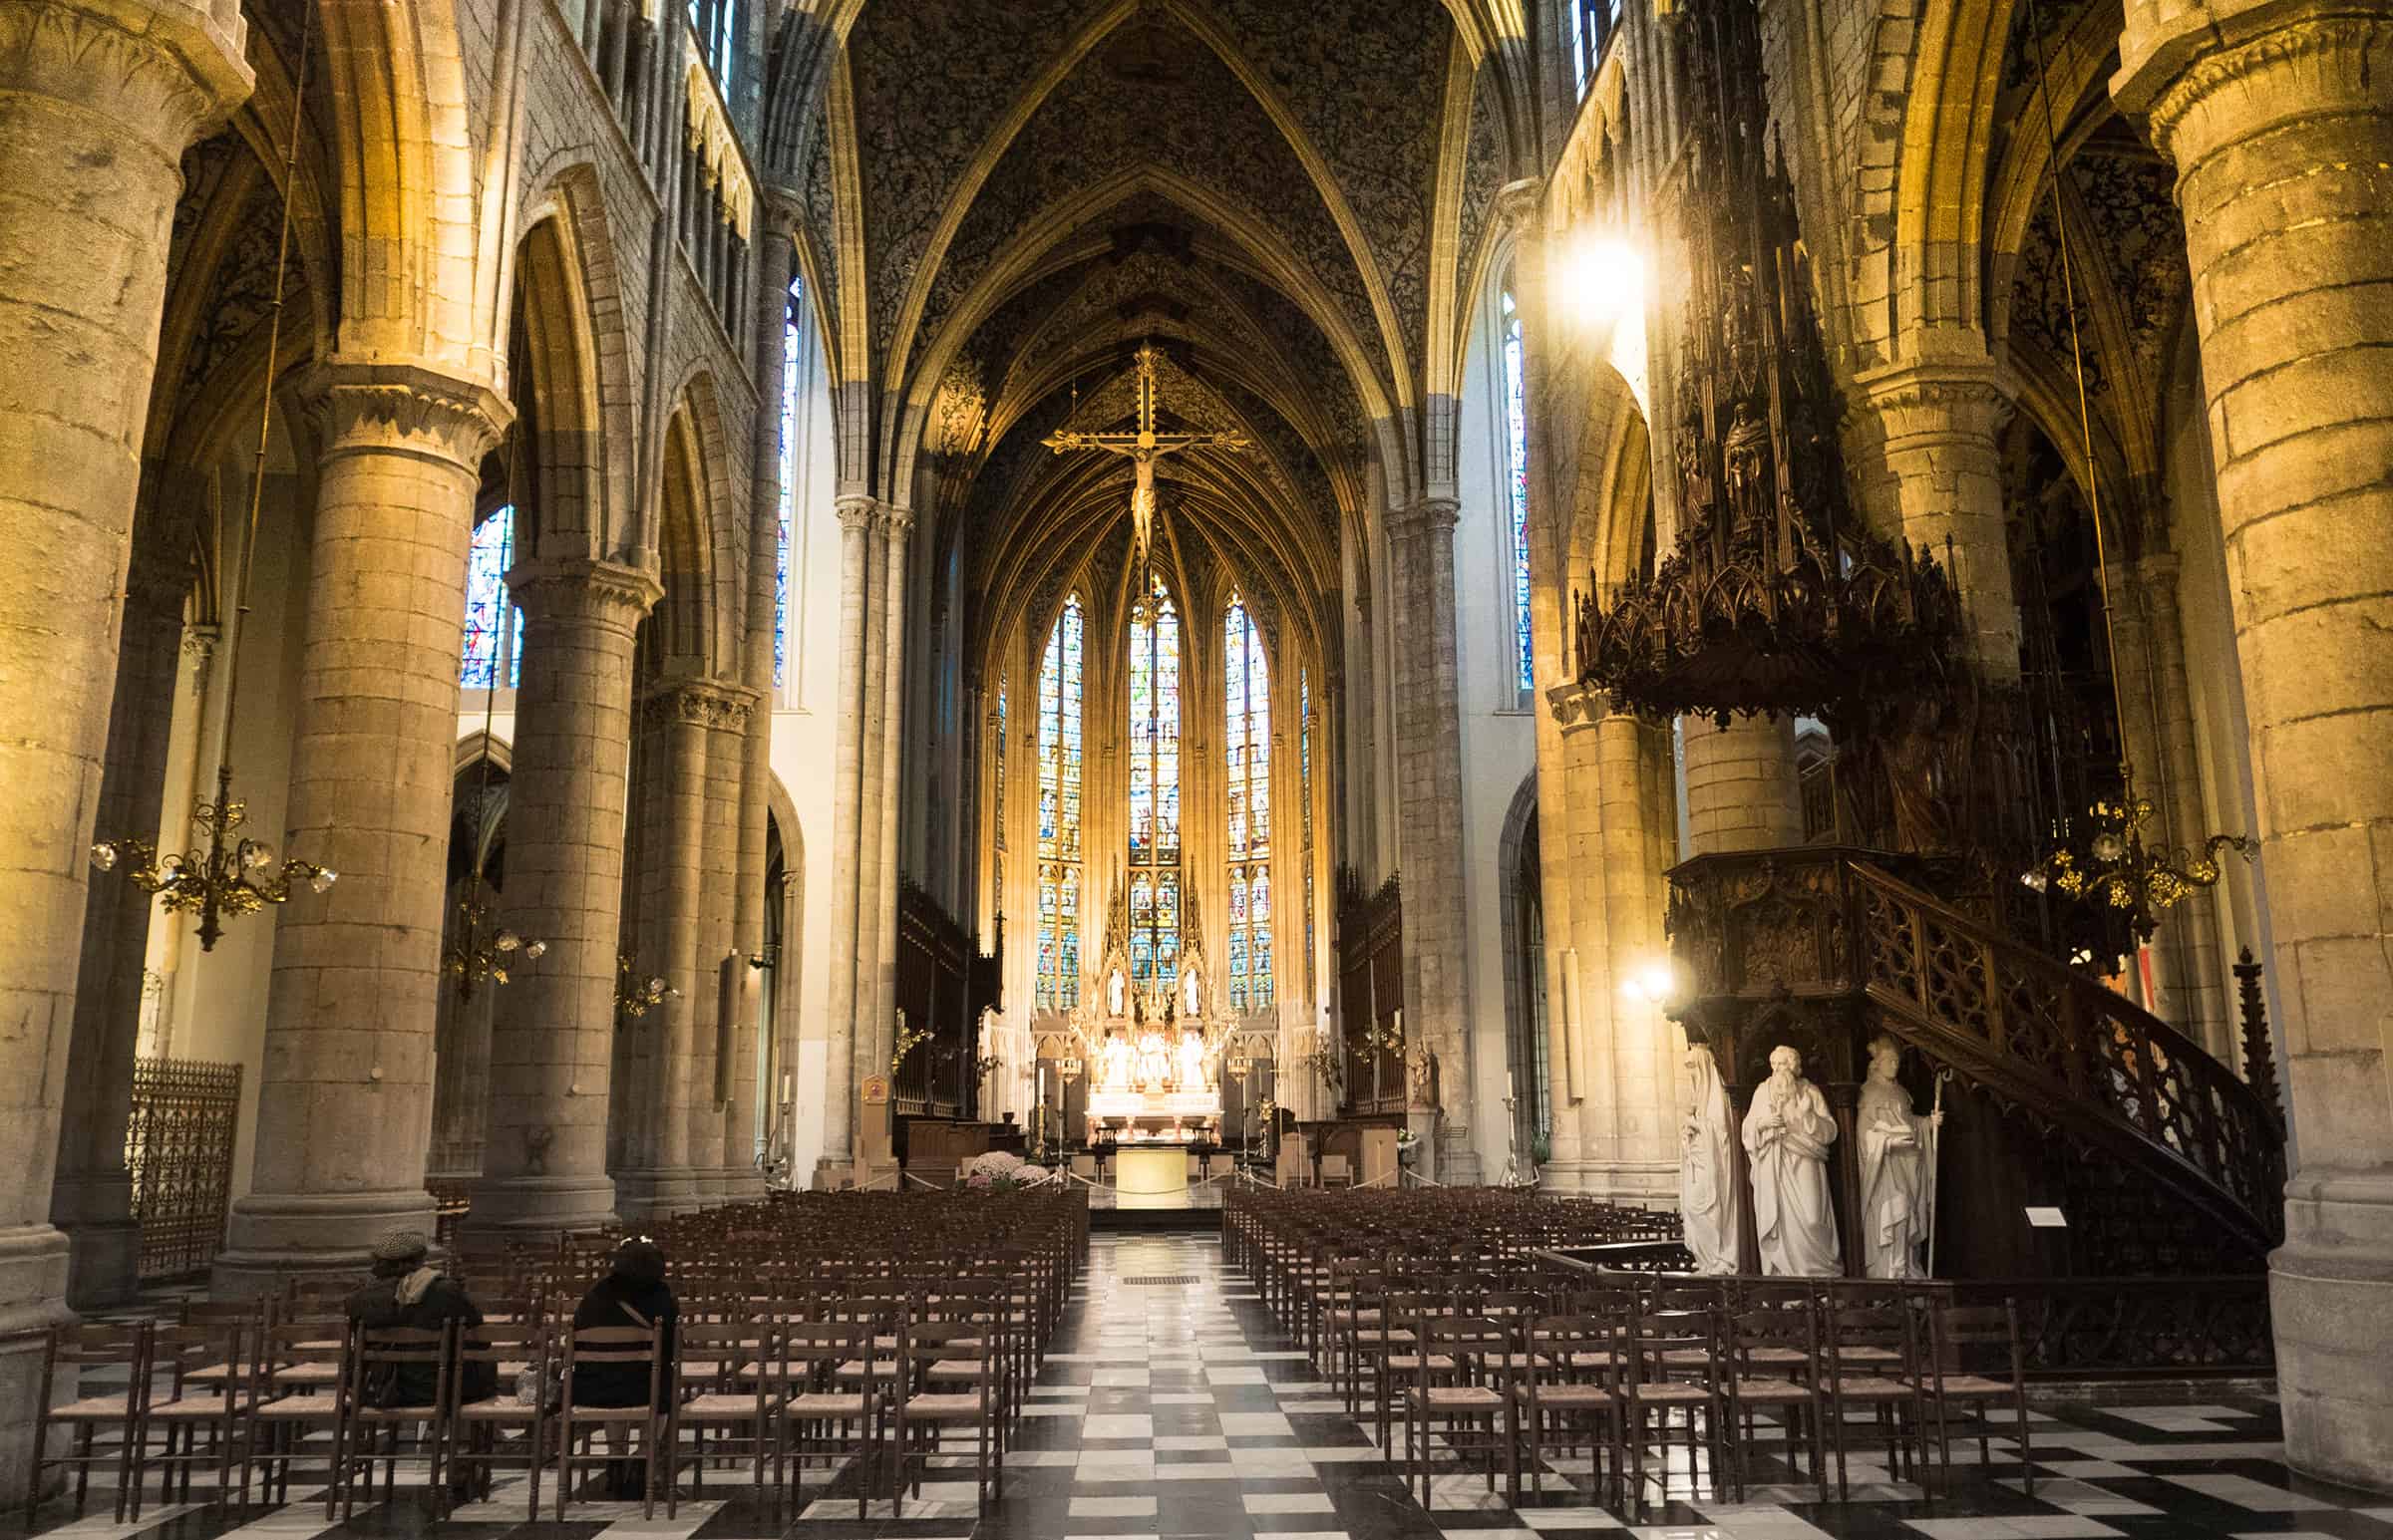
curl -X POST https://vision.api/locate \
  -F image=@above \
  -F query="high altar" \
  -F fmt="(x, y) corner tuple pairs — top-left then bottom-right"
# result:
(1071, 898), (1227, 1148)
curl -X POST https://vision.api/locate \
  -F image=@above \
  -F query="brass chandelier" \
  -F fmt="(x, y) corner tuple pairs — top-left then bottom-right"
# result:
(91, 5), (334, 949)
(2013, 0), (2251, 945)
(615, 953), (677, 1021)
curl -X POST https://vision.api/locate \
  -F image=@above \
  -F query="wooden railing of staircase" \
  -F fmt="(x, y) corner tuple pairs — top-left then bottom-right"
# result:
(1848, 861), (2283, 1255)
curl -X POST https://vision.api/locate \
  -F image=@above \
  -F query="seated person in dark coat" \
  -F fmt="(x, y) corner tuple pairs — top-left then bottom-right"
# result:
(569, 1237), (677, 1407)
(344, 1230), (496, 1405)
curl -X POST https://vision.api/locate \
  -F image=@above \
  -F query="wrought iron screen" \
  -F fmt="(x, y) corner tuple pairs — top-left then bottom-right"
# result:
(126, 1056), (243, 1282)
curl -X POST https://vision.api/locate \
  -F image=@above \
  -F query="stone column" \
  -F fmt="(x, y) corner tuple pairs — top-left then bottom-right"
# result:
(469, 559), (659, 1234)
(2115, 552), (2231, 1055)
(54, 513), (193, 1308)
(614, 680), (718, 1222)
(870, 506), (911, 1084)
(0, 0), (248, 1489)
(819, 494), (874, 1179)
(1598, 712), (1677, 1204)
(850, 509), (888, 1110)
(210, 362), (511, 1295)
(1385, 496), (1478, 1182)
(1680, 715), (1804, 853)
(1847, 356), (2021, 676)
(701, 683), (755, 1192)
(2115, 7), (2393, 1486)
(1547, 688), (1608, 1190)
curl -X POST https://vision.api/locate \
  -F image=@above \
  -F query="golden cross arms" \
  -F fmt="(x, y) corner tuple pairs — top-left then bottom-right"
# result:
(1041, 341), (1251, 569)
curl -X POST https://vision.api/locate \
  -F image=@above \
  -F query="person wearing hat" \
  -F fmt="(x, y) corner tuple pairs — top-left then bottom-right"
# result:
(345, 1230), (497, 1407)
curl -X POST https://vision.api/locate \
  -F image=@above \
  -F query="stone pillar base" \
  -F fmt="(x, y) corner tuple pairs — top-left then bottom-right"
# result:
(2271, 1169), (2393, 1491)
(51, 1170), (140, 1310)
(1581, 1159), (1680, 1209)
(716, 1168), (766, 1203)
(461, 1174), (618, 1238)
(210, 1189), (439, 1299)
(612, 1169), (703, 1225)
(0, 1225), (74, 1506)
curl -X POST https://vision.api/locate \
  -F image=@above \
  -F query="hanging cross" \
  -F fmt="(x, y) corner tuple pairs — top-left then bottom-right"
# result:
(1043, 341), (1250, 572)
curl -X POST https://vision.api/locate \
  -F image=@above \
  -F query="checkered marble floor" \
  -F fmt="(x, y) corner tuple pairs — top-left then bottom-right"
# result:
(15, 1233), (2391, 1540)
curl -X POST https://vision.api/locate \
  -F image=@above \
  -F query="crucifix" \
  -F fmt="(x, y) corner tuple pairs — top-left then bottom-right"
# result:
(1043, 341), (1250, 572)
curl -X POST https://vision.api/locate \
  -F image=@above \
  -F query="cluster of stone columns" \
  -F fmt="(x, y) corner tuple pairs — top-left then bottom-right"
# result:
(2114, 2), (2393, 1487)
(0, 0), (251, 1495)
(1382, 496), (1480, 1183)
(818, 492), (908, 1182)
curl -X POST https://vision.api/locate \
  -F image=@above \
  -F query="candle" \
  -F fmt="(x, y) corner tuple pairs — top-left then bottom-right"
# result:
(1507, 1070), (1516, 1103)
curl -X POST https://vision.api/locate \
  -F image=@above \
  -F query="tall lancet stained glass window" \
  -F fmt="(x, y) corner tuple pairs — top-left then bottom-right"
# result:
(1128, 575), (1182, 996)
(1503, 287), (1534, 696)
(776, 276), (800, 687)
(1036, 597), (1085, 1011)
(1225, 597), (1273, 1013)
(462, 506), (523, 689)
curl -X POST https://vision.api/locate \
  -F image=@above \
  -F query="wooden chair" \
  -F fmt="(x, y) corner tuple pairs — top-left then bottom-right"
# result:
(143, 1321), (253, 1508)
(25, 1321), (151, 1524)
(338, 1323), (456, 1519)
(664, 1322), (787, 1516)
(1514, 1314), (1625, 1506)
(1319, 1153), (1354, 1188)
(245, 1321), (351, 1513)
(450, 1320), (550, 1515)
(1618, 1308), (1726, 1512)
(1723, 1302), (1828, 1500)
(554, 1321), (663, 1519)
(1401, 1313), (1515, 1507)
(1821, 1299), (1930, 1502)
(892, 1318), (1001, 1514)
(781, 1319), (884, 1518)
(1912, 1295), (2031, 1496)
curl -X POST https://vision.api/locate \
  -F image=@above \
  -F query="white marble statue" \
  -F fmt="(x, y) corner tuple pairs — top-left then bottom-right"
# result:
(1177, 1030), (1206, 1091)
(1680, 1045), (1745, 1275)
(1741, 1045), (1843, 1276)
(1107, 967), (1127, 1019)
(1101, 1032), (1135, 1092)
(1183, 968), (1202, 1020)
(1859, 1035), (1944, 1279)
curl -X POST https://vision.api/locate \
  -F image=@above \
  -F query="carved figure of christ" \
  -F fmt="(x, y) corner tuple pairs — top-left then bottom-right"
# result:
(1042, 341), (1250, 569)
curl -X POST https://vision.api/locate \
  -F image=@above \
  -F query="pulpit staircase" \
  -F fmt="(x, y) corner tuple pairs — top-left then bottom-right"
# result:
(1848, 861), (2283, 1268)
(1668, 847), (2285, 1279)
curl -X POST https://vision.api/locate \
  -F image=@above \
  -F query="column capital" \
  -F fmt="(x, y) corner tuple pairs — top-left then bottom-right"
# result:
(1546, 680), (1614, 732)
(1844, 355), (2014, 449)
(1495, 176), (1545, 236)
(2116, 8), (2393, 161)
(1385, 496), (1461, 540)
(835, 493), (878, 534)
(878, 502), (916, 540)
(642, 676), (759, 733)
(301, 359), (513, 471)
(0, 0), (253, 152)
(507, 555), (665, 622)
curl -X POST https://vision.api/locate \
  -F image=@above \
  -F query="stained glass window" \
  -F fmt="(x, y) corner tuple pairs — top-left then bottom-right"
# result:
(1036, 598), (1084, 1011)
(462, 506), (522, 690)
(776, 276), (800, 687)
(1301, 667), (1315, 1000)
(1503, 288), (1534, 697)
(1129, 576), (1182, 994)
(1225, 597), (1272, 1013)
(993, 675), (1007, 906)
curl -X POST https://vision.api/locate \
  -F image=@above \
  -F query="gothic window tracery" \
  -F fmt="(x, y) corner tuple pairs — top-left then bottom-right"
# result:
(1226, 596), (1273, 1013)
(462, 507), (522, 691)
(1503, 286), (1534, 698)
(1037, 596), (1085, 1011)
(1129, 575), (1183, 996)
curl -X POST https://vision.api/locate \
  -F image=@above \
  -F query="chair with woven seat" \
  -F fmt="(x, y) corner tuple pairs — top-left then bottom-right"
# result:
(1821, 1299), (1929, 1502)
(1618, 1307), (1727, 1512)
(781, 1319), (884, 1518)
(25, 1321), (151, 1525)
(1724, 1303), (1827, 1500)
(338, 1323), (457, 1520)
(450, 1321), (550, 1515)
(664, 1322), (786, 1515)
(555, 1321), (664, 1519)
(1912, 1295), (2030, 1496)
(1401, 1313), (1516, 1507)
(1514, 1314), (1624, 1506)
(143, 1321), (254, 1509)
(892, 1317), (1000, 1514)
(245, 1321), (352, 1513)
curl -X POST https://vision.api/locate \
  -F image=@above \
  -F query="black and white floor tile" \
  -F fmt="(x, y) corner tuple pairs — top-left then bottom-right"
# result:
(15, 1235), (2390, 1540)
